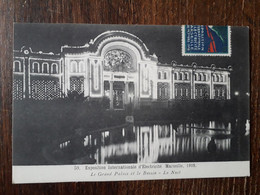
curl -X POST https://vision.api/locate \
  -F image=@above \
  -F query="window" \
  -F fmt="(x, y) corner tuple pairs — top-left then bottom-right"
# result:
(42, 62), (49, 73)
(198, 73), (201, 81)
(71, 61), (77, 73)
(184, 72), (189, 80)
(164, 72), (167, 79)
(220, 89), (223, 96)
(79, 61), (85, 72)
(213, 74), (217, 82)
(159, 87), (162, 96)
(200, 73), (204, 81)
(32, 62), (39, 73)
(194, 73), (197, 81)
(51, 63), (58, 74)
(203, 74), (207, 81)
(219, 74), (223, 82)
(104, 49), (133, 72)
(14, 61), (21, 72)
(174, 73), (178, 80)
(164, 87), (168, 96)
(222, 75), (225, 82)
(179, 72), (183, 80)
(215, 89), (219, 97)
(216, 75), (219, 82)
(158, 72), (162, 79)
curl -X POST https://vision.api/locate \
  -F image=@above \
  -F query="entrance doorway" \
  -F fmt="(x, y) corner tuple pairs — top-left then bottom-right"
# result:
(113, 82), (125, 109)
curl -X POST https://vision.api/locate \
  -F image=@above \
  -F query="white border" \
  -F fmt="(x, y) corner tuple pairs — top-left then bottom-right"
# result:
(181, 26), (232, 57)
(13, 161), (249, 184)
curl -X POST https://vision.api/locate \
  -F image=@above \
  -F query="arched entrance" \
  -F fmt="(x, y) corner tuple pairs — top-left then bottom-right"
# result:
(102, 48), (137, 109)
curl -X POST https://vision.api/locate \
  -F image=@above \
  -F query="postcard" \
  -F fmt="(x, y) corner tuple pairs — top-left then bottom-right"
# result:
(12, 24), (250, 183)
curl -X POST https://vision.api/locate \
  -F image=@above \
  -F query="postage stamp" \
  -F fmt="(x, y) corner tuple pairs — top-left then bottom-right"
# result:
(182, 25), (231, 56)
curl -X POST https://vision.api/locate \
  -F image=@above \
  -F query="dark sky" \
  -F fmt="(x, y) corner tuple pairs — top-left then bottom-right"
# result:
(14, 24), (250, 96)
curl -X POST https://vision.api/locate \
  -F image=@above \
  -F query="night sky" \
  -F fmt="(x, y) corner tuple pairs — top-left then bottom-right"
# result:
(14, 24), (250, 96)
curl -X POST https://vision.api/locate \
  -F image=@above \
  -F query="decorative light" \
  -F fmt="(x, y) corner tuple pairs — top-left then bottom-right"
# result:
(234, 91), (239, 96)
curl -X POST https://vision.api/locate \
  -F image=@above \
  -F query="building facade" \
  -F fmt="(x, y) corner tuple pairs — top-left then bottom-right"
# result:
(13, 31), (232, 109)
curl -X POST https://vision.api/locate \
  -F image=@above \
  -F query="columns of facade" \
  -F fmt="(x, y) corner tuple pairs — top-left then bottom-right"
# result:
(109, 81), (114, 109)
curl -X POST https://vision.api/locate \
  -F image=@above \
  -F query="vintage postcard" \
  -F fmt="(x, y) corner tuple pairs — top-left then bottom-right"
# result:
(12, 24), (250, 183)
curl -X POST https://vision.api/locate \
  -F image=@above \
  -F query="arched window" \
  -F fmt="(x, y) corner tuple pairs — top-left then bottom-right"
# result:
(71, 61), (77, 73)
(158, 72), (162, 79)
(183, 88), (186, 96)
(200, 73), (204, 81)
(184, 72), (189, 80)
(79, 61), (85, 72)
(14, 61), (21, 72)
(179, 72), (183, 80)
(174, 72), (178, 80)
(215, 89), (219, 97)
(203, 74), (207, 81)
(213, 74), (217, 82)
(194, 73), (197, 81)
(197, 73), (201, 81)
(104, 49), (133, 72)
(218, 74), (223, 82)
(32, 62), (39, 73)
(164, 87), (168, 96)
(42, 62), (49, 73)
(222, 75), (225, 82)
(51, 63), (58, 74)
(216, 74), (219, 82)
(164, 72), (167, 79)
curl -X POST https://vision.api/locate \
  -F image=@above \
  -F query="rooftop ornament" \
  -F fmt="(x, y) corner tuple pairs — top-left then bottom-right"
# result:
(228, 65), (233, 71)
(191, 62), (197, 69)
(171, 60), (177, 66)
(211, 64), (216, 71)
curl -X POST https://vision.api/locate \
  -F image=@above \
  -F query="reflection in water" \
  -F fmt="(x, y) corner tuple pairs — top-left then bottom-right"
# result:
(79, 121), (236, 164)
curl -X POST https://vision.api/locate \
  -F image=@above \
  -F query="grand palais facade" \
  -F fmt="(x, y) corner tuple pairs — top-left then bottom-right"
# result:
(13, 31), (231, 109)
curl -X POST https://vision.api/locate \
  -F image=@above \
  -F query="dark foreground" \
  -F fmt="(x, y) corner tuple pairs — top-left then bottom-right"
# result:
(12, 99), (249, 165)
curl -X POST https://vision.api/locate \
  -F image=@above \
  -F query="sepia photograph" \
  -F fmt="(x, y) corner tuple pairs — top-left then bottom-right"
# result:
(12, 24), (250, 182)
